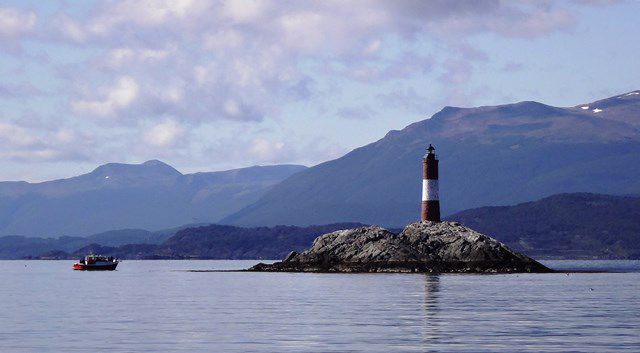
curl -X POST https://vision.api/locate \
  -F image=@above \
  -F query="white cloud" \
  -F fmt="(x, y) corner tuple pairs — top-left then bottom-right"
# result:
(364, 40), (382, 55)
(160, 85), (184, 103)
(72, 76), (139, 117)
(223, 100), (241, 117)
(54, 130), (76, 144)
(143, 120), (185, 147)
(50, 14), (86, 42)
(0, 123), (38, 147)
(199, 129), (346, 169)
(90, 0), (206, 32)
(49, 0), (583, 125)
(279, 11), (326, 51)
(221, 0), (270, 23)
(0, 0), (615, 174)
(249, 138), (286, 161)
(107, 47), (170, 67)
(0, 7), (36, 40)
(0, 122), (91, 162)
(202, 29), (245, 51)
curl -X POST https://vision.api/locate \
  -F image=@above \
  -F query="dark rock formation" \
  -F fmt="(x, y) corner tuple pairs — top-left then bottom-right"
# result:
(249, 221), (552, 273)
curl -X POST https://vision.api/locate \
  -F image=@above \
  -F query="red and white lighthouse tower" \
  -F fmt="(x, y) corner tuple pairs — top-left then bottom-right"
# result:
(421, 144), (440, 222)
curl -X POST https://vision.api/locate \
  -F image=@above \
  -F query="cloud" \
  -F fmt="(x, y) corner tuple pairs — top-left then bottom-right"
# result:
(337, 105), (376, 120)
(0, 123), (38, 147)
(106, 47), (169, 67)
(248, 138), (286, 162)
(0, 122), (91, 162)
(0, 7), (36, 41)
(195, 125), (346, 169)
(143, 119), (185, 148)
(221, 0), (271, 23)
(0, 0), (617, 174)
(78, 0), (208, 36)
(343, 53), (434, 83)
(45, 0), (584, 126)
(376, 87), (432, 114)
(71, 76), (139, 118)
(390, 0), (574, 38)
(439, 60), (474, 85)
(241, 135), (344, 166)
(0, 82), (42, 98)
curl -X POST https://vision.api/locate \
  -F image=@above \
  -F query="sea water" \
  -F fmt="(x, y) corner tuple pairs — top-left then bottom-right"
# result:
(0, 260), (638, 352)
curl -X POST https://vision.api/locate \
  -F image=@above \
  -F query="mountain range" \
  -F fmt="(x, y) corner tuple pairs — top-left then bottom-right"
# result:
(33, 223), (365, 260)
(223, 90), (640, 227)
(1, 90), (639, 240)
(0, 224), (201, 259)
(0, 162), (306, 237)
(18, 193), (639, 260)
(448, 193), (640, 259)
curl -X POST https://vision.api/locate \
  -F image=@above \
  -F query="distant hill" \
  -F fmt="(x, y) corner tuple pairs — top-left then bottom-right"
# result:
(0, 224), (200, 259)
(448, 193), (640, 259)
(23, 193), (640, 260)
(223, 90), (640, 227)
(84, 229), (166, 247)
(0, 162), (306, 237)
(34, 223), (366, 260)
(0, 236), (89, 260)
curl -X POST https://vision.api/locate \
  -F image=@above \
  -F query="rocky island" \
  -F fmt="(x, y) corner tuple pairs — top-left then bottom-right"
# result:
(249, 221), (552, 273)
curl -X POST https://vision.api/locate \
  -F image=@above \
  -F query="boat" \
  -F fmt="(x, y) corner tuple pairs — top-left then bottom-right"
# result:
(73, 254), (119, 271)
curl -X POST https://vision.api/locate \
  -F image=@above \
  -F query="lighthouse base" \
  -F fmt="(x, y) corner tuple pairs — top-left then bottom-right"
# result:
(421, 200), (440, 222)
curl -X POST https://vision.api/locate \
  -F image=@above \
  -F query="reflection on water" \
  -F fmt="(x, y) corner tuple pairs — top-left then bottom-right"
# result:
(0, 260), (639, 352)
(421, 275), (441, 350)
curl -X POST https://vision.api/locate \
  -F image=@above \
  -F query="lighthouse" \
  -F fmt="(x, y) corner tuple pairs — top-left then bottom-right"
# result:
(421, 144), (440, 222)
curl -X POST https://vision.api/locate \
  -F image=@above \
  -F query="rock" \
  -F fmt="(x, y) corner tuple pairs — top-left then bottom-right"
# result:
(283, 251), (298, 262)
(248, 221), (552, 273)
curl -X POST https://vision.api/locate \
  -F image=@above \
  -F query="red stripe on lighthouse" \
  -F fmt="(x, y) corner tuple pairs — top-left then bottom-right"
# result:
(421, 144), (440, 222)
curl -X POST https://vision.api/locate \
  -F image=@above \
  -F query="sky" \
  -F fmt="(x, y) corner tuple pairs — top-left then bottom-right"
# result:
(0, 0), (638, 182)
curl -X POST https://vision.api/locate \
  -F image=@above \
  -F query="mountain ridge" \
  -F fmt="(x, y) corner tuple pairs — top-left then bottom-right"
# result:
(223, 90), (640, 227)
(21, 193), (640, 261)
(0, 162), (307, 236)
(35, 222), (367, 260)
(447, 193), (640, 259)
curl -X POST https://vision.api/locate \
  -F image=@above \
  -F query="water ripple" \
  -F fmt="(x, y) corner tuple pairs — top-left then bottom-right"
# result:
(0, 260), (638, 352)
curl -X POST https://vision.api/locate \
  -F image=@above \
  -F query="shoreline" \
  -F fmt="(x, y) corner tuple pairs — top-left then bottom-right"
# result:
(174, 269), (614, 274)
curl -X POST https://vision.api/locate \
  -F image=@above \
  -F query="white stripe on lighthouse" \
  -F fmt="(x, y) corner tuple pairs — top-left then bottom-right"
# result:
(422, 179), (439, 201)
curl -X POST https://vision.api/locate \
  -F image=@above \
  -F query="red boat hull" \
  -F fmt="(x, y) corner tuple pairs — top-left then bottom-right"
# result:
(73, 263), (118, 271)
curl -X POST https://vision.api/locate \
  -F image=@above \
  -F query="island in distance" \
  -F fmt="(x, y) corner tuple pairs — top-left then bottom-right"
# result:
(250, 143), (550, 274)
(249, 221), (552, 274)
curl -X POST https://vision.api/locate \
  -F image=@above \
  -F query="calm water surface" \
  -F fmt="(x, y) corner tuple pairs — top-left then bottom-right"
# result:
(0, 260), (639, 352)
